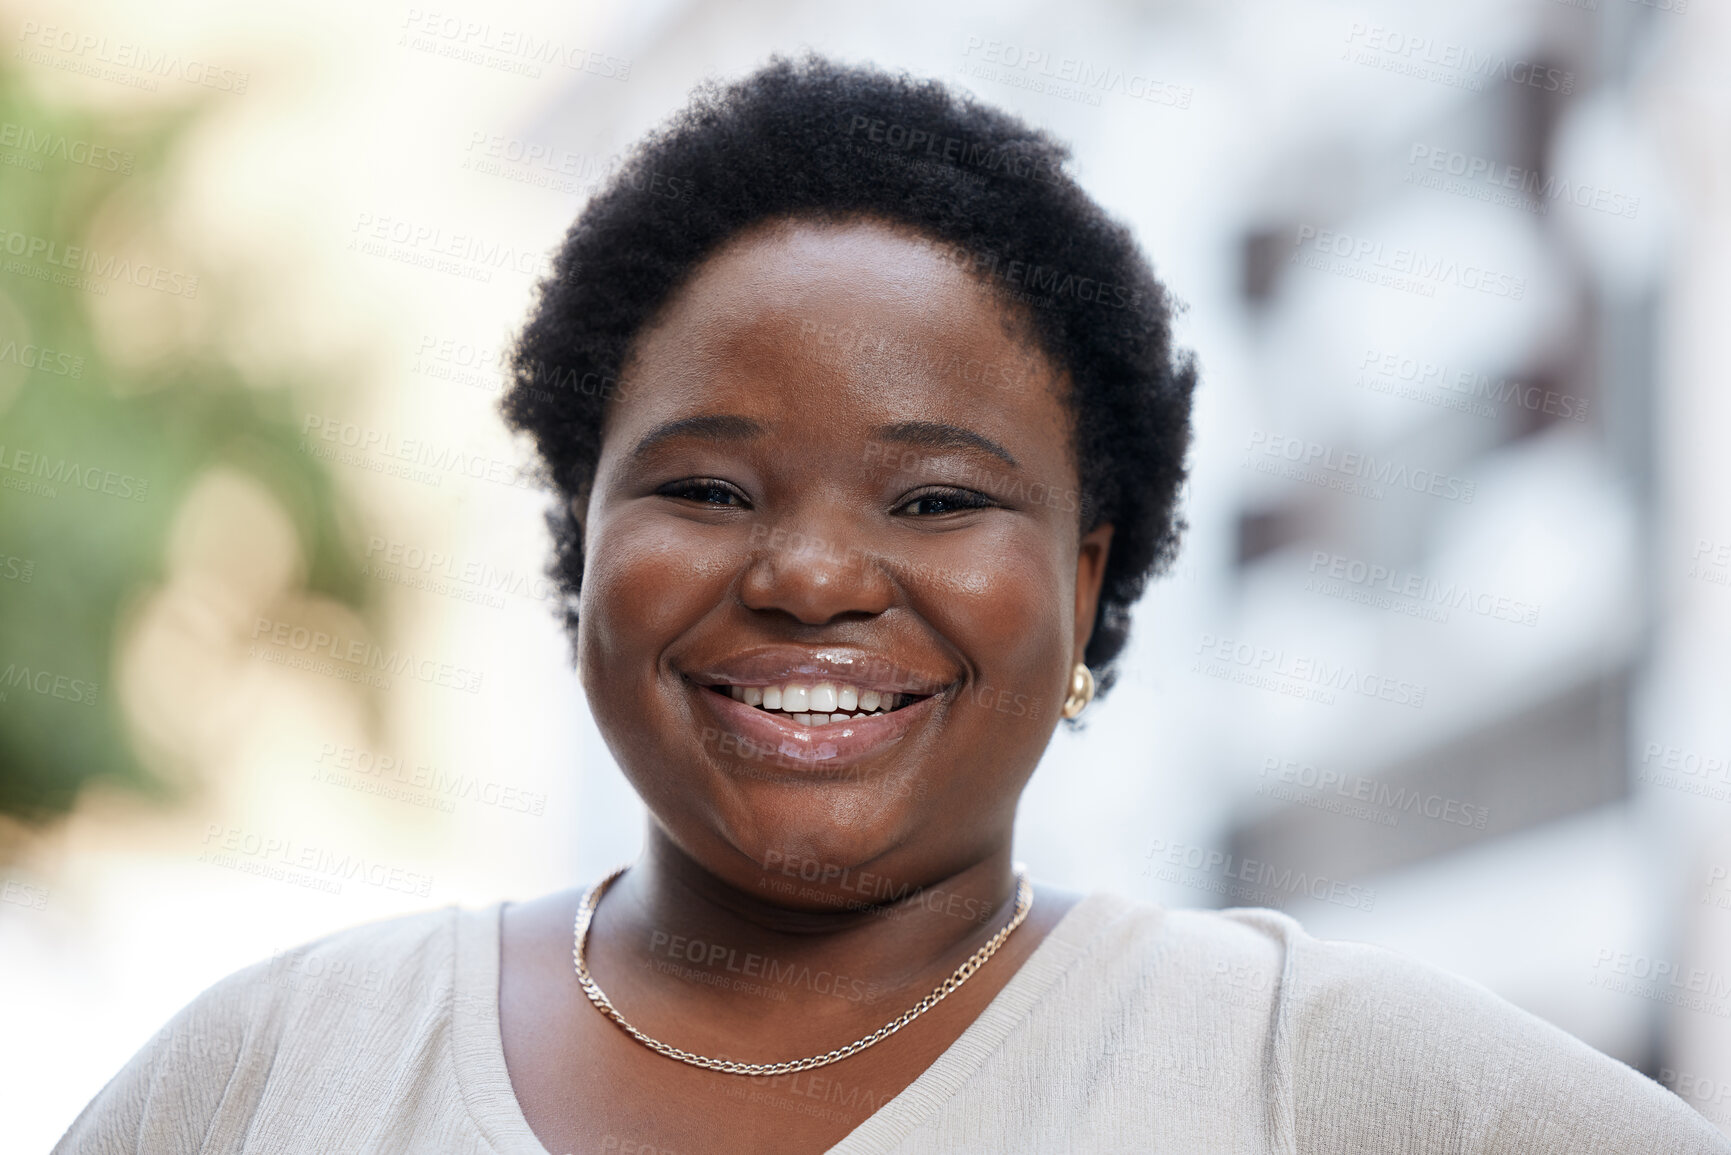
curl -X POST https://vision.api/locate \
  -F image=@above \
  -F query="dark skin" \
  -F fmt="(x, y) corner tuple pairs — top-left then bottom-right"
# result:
(501, 218), (1114, 1155)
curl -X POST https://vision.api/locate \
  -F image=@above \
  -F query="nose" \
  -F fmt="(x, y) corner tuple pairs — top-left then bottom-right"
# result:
(739, 518), (896, 626)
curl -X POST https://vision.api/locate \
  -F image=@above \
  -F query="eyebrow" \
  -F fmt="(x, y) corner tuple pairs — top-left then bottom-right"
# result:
(623, 414), (1017, 469)
(625, 414), (767, 466)
(871, 421), (1018, 468)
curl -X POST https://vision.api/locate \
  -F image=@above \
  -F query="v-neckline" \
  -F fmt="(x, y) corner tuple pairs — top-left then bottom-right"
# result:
(451, 891), (1125, 1154)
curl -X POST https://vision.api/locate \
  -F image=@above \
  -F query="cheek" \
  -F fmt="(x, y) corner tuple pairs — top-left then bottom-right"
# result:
(579, 515), (739, 675)
(910, 525), (1070, 692)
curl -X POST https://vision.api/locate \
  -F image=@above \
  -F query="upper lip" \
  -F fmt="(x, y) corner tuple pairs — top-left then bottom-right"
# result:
(682, 646), (955, 697)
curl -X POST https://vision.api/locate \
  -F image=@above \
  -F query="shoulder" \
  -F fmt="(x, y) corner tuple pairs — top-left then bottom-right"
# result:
(1063, 892), (1293, 1008)
(260, 902), (467, 1007)
(1247, 906), (1727, 1153)
(1076, 895), (1728, 1152)
(143, 903), (467, 1074)
(54, 904), (482, 1154)
(200, 902), (468, 1042)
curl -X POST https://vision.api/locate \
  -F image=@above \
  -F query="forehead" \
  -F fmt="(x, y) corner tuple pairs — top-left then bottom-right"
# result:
(608, 218), (1070, 453)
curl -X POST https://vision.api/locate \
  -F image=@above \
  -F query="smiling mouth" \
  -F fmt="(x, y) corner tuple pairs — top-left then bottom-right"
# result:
(703, 680), (931, 727)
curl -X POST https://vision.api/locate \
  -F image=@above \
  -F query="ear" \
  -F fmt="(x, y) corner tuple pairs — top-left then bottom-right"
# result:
(1072, 523), (1114, 664)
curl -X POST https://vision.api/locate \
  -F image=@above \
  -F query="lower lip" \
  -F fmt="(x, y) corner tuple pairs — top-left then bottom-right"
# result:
(695, 684), (937, 770)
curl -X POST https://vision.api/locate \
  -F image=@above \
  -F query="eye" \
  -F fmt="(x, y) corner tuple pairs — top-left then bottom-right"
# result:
(658, 478), (749, 508)
(894, 487), (996, 517)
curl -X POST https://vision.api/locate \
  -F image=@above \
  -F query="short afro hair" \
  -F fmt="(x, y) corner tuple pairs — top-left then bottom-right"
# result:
(502, 54), (1196, 701)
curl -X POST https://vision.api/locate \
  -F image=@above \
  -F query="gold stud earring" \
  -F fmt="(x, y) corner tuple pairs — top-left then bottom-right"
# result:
(1060, 662), (1095, 719)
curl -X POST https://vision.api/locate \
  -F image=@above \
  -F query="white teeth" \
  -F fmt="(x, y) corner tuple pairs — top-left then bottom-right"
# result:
(719, 681), (910, 720)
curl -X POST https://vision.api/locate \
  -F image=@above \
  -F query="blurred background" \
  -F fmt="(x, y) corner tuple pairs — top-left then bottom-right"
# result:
(3, 0), (1730, 1145)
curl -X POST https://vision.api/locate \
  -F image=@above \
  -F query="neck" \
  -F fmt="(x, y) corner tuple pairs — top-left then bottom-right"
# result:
(590, 827), (1024, 1023)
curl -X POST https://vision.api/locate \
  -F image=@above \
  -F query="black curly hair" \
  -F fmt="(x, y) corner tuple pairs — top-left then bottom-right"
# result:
(501, 54), (1196, 700)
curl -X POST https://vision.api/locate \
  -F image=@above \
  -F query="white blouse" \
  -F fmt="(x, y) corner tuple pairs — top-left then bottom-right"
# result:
(55, 891), (1730, 1153)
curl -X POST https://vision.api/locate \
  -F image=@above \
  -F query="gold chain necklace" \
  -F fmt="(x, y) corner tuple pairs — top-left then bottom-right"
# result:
(571, 864), (1033, 1077)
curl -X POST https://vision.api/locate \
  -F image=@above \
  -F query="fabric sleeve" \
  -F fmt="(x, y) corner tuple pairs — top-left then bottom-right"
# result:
(1276, 928), (1731, 1154)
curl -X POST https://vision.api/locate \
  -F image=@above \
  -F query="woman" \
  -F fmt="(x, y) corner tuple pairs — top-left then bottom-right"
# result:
(58, 56), (1728, 1154)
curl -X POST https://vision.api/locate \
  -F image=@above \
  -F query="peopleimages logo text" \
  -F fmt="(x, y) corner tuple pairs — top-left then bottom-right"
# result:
(1259, 756), (1489, 829)
(249, 617), (484, 694)
(1589, 948), (1731, 1016)
(1343, 23), (1574, 95)
(844, 115), (1067, 184)
(1407, 144), (1639, 219)
(0, 443), (149, 500)
(200, 825), (433, 897)
(0, 227), (199, 296)
(1244, 429), (1475, 504)
(1357, 347), (1589, 422)
(1307, 550), (1539, 627)
(16, 20), (250, 92)
(1143, 839), (1376, 911)
(399, 9), (631, 80)
(0, 121), (134, 173)
(1194, 633), (1427, 708)
(300, 414), (533, 490)
(1293, 225), (1525, 299)
(959, 36), (1193, 109)
(0, 660), (98, 706)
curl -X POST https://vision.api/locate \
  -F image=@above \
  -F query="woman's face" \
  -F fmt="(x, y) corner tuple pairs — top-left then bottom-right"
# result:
(577, 217), (1112, 897)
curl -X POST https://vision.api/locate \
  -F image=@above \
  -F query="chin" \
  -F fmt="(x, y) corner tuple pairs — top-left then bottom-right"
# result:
(710, 772), (922, 880)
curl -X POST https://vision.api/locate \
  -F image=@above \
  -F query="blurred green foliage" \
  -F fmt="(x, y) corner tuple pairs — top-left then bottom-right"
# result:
(0, 64), (366, 826)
